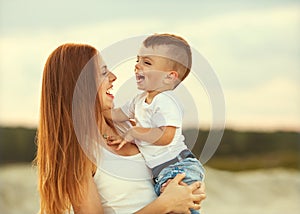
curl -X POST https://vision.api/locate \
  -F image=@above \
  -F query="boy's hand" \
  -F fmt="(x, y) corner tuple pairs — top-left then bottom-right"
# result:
(106, 133), (134, 150)
(110, 138), (127, 150)
(106, 135), (125, 150)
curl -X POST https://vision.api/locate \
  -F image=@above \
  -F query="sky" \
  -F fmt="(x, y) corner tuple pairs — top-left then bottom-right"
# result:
(0, 0), (299, 131)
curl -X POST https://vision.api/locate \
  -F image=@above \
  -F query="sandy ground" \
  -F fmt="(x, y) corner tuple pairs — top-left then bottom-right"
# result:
(0, 164), (299, 214)
(202, 167), (300, 214)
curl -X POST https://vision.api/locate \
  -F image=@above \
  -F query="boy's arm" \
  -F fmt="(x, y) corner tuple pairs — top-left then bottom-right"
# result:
(128, 126), (176, 146)
(107, 126), (176, 150)
(102, 107), (129, 122)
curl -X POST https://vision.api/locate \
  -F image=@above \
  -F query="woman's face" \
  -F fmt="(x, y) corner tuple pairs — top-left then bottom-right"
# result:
(97, 55), (117, 110)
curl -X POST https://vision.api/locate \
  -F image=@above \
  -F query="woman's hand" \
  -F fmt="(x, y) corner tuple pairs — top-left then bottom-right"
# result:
(159, 173), (206, 214)
(160, 177), (206, 201)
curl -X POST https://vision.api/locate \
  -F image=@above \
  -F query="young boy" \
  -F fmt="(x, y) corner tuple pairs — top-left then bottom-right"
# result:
(105, 33), (204, 213)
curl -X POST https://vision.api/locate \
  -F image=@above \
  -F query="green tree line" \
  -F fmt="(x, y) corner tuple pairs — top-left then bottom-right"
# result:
(189, 129), (300, 170)
(0, 127), (37, 163)
(0, 126), (299, 171)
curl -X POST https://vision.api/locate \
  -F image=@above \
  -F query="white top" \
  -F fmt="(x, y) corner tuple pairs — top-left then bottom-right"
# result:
(94, 147), (157, 214)
(121, 91), (187, 168)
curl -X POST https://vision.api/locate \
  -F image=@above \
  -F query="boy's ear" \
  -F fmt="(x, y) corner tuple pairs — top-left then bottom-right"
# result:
(166, 71), (179, 80)
(164, 71), (179, 87)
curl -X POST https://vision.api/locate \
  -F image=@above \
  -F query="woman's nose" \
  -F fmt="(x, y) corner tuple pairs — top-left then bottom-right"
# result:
(109, 72), (117, 81)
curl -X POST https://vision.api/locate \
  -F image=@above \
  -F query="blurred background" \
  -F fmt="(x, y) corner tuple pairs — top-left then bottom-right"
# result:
(0, 0), (299, 213)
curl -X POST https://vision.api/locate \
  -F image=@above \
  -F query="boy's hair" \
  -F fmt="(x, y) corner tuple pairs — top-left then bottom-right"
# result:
(143, 33), (192, 82)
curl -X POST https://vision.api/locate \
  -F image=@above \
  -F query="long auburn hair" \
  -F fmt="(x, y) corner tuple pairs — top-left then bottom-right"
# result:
(35, 43), (101, 214)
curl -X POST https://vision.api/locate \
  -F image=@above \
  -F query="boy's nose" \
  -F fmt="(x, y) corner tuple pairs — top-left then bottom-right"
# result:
(135, 62), (141, 71)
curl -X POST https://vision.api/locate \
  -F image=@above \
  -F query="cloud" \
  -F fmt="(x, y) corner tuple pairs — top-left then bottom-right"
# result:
(0, 4), (299, 129)
(225, 77), (300, 130)
(176, 5), (300, 89)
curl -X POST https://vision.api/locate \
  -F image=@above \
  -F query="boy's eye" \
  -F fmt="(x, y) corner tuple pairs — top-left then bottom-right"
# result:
(144, 61), (151, 65)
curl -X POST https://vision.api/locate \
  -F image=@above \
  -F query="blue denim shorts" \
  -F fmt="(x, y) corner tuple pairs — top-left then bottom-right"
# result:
(154, 157), (205, 214)
(154, 157), (205, 195)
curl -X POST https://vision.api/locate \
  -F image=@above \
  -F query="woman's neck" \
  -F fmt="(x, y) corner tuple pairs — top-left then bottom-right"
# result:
(99, 117), (139, 156)
(100, 118), (116, 136)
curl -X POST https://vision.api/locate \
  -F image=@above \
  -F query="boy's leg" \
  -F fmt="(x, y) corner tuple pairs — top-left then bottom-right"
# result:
(154, 166), (185, 195)
(154, 158), (205, 213)
(180, 158), (204, 214)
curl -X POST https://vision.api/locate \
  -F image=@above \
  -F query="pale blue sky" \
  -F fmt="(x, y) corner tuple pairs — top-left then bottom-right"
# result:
(0, 0), (299, 130)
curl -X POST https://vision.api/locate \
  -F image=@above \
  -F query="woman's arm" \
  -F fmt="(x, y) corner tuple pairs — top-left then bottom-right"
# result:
(72, 172), (206, 214)
(72, 175), (103, 214)
(134, 173), (206, 214)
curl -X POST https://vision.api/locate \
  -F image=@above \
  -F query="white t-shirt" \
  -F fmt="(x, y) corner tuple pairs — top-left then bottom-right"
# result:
(121, 91), (187, 168)
(94, 147), (157, 214)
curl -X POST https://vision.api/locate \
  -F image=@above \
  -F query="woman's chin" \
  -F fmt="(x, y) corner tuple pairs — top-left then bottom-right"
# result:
(102, 106), (113, 111)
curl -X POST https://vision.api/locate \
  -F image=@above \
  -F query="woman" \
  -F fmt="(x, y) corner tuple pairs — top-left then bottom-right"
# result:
(35, 43), (206, 214)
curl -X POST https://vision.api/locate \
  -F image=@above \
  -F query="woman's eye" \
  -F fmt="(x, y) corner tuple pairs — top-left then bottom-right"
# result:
(144, 61), (151, 65)
(101, 67), (108, 75)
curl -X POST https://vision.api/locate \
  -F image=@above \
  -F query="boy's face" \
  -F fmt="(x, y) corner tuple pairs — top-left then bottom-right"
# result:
(135, 55), (174, 92)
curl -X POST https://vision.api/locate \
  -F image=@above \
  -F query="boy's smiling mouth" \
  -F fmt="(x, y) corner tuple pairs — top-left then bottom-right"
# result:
(136, 73), (145, 83)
